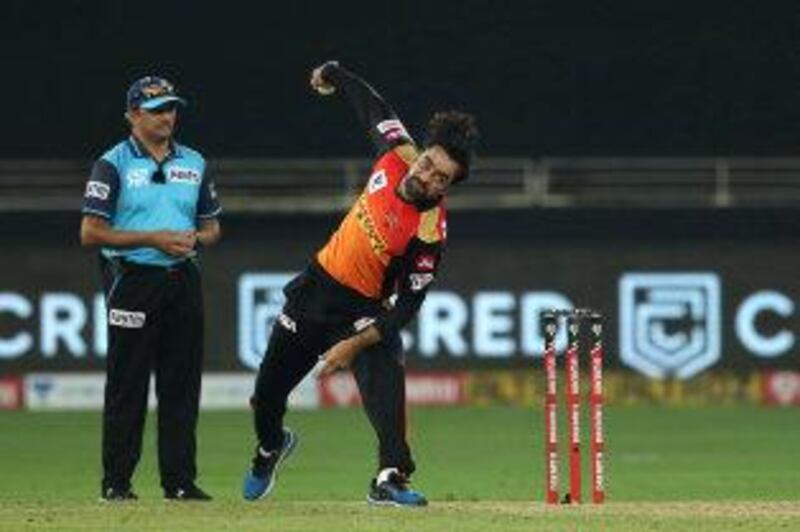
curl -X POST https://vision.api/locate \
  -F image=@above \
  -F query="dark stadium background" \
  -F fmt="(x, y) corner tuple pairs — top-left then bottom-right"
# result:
(2, 1), (799, 159)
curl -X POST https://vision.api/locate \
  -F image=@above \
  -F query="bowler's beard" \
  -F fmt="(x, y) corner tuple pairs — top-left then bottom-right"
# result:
(404, 175), (427, 202)
(399, 174), (441, 211)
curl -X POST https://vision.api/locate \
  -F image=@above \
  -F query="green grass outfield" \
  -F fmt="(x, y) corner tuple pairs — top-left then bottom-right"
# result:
(0, 406), (798, 530)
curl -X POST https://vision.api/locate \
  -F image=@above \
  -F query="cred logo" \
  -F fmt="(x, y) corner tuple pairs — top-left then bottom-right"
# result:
(237, 273), (296, 369)
(619, 273), (721, 379)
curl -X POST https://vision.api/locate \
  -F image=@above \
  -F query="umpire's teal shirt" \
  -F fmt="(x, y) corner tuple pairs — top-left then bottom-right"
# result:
(81, 136), (222, 266)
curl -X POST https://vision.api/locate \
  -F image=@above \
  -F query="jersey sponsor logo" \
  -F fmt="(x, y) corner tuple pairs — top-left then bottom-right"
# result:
(415, 255), (437, 271)
(85, 181), (110, 200)
(125, 169), (149, 188)
(354, 195), (388, 257)
(108, 309), (146, 329)
(168, 167), (201, 184)
(376, 119), (410, 142)
(367, 170), (388, 195)
(409, 272), (435, 292)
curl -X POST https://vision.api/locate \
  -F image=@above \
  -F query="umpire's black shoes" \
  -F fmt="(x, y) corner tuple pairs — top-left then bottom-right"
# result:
(100, 486), (138, 502)
(163, 484), (213, 501)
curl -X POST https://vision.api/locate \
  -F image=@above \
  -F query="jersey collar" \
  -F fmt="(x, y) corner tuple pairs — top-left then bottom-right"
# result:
(127, 135), (183, 161)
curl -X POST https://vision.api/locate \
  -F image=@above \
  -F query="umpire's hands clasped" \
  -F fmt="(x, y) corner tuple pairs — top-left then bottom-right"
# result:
(150, 230), (196, 257)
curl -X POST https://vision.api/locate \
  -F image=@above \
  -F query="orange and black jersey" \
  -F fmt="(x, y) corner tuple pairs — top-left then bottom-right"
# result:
(316, 147), (446, 339)
(300, 63), (446, 340)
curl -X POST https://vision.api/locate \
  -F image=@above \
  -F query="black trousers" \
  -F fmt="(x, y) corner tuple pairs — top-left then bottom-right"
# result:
(100, 257), (204, 492)
(252, 277), (415, 475)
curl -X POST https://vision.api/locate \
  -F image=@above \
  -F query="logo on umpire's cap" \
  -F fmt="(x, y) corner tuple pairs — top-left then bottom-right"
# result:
(126, 75), (187, 110)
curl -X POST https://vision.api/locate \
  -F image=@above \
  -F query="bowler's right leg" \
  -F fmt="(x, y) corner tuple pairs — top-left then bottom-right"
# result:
(243, 311), (322, 500)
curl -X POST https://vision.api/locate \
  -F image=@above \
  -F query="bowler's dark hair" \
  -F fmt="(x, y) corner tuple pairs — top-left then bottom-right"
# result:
(423, 110), (479, 183)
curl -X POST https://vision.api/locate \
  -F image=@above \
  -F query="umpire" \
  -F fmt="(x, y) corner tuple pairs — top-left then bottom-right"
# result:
(80, 76), (221, 501)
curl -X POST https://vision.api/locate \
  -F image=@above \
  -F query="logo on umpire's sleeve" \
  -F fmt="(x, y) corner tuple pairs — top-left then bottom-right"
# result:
(238, 273), (297, 370)
(85, 181), (110, 200)
(619, 272), (721, 379)
(109, 309), (146, 328)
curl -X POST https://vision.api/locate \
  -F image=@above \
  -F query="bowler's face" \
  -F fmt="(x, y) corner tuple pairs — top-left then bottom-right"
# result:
(402, 146), (461, 202)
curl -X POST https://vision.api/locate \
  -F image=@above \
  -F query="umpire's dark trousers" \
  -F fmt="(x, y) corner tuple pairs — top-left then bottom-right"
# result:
(100, 257), (204, 493)
(251, 268), (415, 475)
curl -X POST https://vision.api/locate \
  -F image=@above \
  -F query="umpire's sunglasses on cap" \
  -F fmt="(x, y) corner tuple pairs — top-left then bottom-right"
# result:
(145, 102), (179, 115)
(127, 76), (187, 111)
